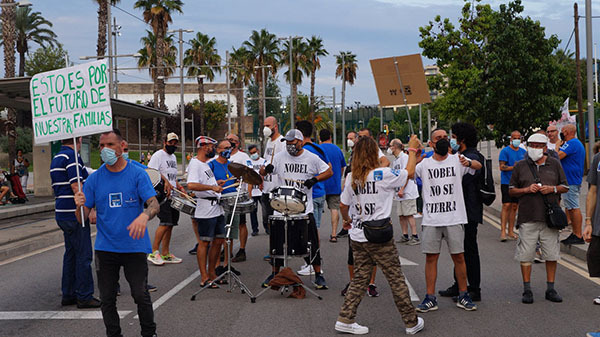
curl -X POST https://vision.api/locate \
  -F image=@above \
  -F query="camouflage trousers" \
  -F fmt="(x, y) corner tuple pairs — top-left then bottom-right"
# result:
(337, 239), (418, 327)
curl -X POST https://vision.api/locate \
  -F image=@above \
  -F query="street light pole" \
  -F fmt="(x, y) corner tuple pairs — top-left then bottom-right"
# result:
(332, 87), (336, 146)
(107, 2), (113, 98)
(341, 53), (346, 152)
(226, 50), (231, 134)
(113, 17), (121, 98)
(586, 0), (595, 165)
(289, 36), (294, 129)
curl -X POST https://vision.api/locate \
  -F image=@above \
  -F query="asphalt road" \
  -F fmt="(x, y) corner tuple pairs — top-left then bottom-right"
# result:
(1, 207), (599, 337)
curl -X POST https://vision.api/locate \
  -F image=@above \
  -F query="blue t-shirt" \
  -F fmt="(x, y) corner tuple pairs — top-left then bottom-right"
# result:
(560, 138), (586, 185)
(320, 143), (346, 195)
(209, 159), (237, 194)
(424, 150), (434, 158)
(499, 146), (527, 185)
(51, 146), (89, 221)
(83, 162), (156, 253)
(303, 142), (330, 198)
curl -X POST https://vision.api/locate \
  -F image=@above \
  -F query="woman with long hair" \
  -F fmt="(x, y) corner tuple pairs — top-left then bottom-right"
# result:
(334, 135), (425, 335)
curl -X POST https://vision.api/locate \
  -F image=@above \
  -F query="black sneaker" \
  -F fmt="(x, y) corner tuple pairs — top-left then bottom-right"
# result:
(469, 290), (481, 302)
(146, 284), (157, 292)
(438, 284), (459, 297)
(337, 229), (349, 238)
(367, 284), (379, 297)
(251, 231), (259, 236)
(545, 289), (563, 302)
(188, 244), (198, 255)
(61, 298), (77, 306)
(314, 274), (328, 290)
(561, 233), (585, 245)
(77, 297), (101, 309)
(522, 290), (534, 304)
(232, 250), (246, 262)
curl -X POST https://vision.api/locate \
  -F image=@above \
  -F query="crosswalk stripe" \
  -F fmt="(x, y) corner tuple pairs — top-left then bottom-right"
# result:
(0, 310), (131, 320)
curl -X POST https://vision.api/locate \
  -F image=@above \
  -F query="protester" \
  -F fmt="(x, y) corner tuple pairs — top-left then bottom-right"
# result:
(509, 133), (568, 304)
(558, 124), (586, 245)
(335, 135), (424, 335)
(358, 128), (390, 167)
(439, 123), (484, 302)
(338, 131), (359, 239)
(499, 130), (526, 242)
(247, 144), (265, 236)
(415, 129), (479, 313)
(260, 116), (285, 236)
(585, 152), (600, 307)
(546, 125), (560, 153)
(14, 149), (29, 190)
(74, 129), (159, 337)
(389, 138), (420, 245)
(50, 137), (100, 309)
(318, 129), (347, 243)
(0, 171), (13, 205)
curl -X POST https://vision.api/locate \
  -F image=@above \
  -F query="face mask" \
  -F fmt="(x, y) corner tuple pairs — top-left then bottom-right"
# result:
(286, 143), (300, 156)
(250, 153), (259, 160)
(122, 152), (129, 160)
(434, 138), (450, 156)
(263, 126), (273, 138)
(347, 139), (355, 148)
(511, 139), (521, 148)
(450, 138), (460, 152)
(560, 132), (566, 140)
(101, 147), (119, 166)
(527, 147), (544, 161)
(165, 145), (177, 155)
(386, 148), (394, 155)
(220, 149), (232, 159)
(206, 148), (216, 158)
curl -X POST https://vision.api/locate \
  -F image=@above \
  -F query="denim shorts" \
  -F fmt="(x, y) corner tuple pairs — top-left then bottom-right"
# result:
(194, 215), (225, 241)
(562, 184), (580, 210)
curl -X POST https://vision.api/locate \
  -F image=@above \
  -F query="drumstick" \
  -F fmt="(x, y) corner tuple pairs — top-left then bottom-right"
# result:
(224, 176), (237, 183)
(228, 182), (240, 188)
(172, 189), (196, 203)
(269, 145), (276, 164)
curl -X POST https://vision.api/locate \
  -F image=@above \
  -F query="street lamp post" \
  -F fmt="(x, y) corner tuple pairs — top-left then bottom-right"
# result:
(341, 53), (346, 152)
(112, 17), (121, 98)
(332, 87), (336, 146)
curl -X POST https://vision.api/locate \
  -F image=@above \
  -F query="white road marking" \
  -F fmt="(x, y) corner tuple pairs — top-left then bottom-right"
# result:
(0, 310), (131, 320)
(400, 256), (418, 266)
(398, 256), (420, 301)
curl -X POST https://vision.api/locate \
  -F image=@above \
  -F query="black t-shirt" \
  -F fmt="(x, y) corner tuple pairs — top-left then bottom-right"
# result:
(461, 147), (483, 224)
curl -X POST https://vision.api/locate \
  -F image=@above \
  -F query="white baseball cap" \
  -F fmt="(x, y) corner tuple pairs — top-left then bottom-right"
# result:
(281, 129), (304, 142)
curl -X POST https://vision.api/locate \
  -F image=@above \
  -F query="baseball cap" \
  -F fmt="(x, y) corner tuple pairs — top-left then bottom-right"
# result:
(167, 132), (179, 142)
(281, 129), (304, 142)
(195, 136), (217, 147)
(527, 133), (548, 144)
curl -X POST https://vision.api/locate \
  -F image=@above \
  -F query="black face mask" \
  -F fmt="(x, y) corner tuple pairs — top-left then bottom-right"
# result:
(165, 145), (177, 155)
(560, 132), (566, 140)
(206, 148), (216, 158)
(434, 138), (450, 156)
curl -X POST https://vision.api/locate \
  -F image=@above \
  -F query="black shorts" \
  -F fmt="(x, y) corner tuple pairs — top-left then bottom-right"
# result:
(157, 202), (180, 226)
(501, 184), (519, 204)
(588, 235), (600, 277)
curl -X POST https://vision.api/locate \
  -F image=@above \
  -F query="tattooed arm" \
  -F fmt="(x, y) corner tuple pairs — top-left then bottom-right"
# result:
(127, 196), (159, 239)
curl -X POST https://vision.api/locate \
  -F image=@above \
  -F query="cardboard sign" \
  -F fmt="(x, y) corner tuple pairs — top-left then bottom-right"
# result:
(30, 59), (113, 144)
(370, 54), (432, 107)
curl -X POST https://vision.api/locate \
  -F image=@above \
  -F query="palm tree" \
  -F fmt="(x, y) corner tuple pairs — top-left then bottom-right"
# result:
(94, 0), (120, 57)
(134, 0), (183, 141)
(305, 36), (328, 138)
(137, 30), (177, 144)
(285, 94), (332, 132)
(230, 46), (253, 145)
(281, 38), (308, 123)
(184, 32), (221, 136)
(1, 0), (17, 172)
(13, 6), (57, 76)
(242, 29), (280, 131)
(336, 51), (358, 142)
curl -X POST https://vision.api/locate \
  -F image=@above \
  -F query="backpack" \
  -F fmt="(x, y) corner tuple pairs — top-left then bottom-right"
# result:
(479, 154), (496, 206)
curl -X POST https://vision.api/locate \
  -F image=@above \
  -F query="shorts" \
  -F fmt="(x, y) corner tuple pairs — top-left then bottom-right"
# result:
(326, 194), (341, 210)
(396, 199), (417, 217)
(514, 221), (560, 262)
(562, 184), (580, 210)
(224, 212), (240, 240)
(194, 215), (225, 242)
(587, 235), (600, 277)
(421, 225), (464, 254)
(501, 184), (518, 204)
(157, 202), (180, 226)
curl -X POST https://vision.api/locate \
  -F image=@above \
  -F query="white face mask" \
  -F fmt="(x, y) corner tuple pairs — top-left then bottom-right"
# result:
(527, 147), (544, 161)
(263, 126), (273, 138)
(347, 139), (355, 149)
(386, 147), (394, 155)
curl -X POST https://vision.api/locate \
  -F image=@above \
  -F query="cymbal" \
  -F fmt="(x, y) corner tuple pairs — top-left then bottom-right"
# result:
(228, 162), (263, 185)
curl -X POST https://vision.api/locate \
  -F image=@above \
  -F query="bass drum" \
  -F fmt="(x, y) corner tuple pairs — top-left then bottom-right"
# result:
(268, 214), (309, 258)
(145, 168), (166, 204)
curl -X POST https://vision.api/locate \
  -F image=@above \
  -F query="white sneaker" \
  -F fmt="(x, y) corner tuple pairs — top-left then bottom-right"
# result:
(406, 317), (424, 335)
(147, 251), (165, 265)
(335, 321), (369, 335)
(594, 296), (600, 305)
(162, 253), (182, 264)
(297, 264), (323, 276)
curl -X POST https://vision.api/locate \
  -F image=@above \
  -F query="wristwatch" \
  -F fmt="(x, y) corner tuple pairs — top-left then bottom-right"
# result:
(553, 186), (557, 194)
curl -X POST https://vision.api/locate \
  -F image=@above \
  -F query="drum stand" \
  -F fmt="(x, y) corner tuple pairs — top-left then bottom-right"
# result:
(254, 212), (323, 300)
(191, 177), (256, 303)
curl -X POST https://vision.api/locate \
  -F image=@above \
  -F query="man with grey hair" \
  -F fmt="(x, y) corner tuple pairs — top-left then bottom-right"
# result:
(389, 139), (420, 245)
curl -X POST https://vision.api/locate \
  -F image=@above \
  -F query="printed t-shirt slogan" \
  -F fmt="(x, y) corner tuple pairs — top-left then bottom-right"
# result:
(30, 59), (113, 143)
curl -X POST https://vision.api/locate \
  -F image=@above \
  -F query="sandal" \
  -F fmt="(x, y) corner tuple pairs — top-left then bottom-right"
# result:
(508, 233), (519, 240)
(500, 235), (507, 242)
(216, 278), (228, 285)
(200, 280), (219, 289)
(329, 235), (338, 243)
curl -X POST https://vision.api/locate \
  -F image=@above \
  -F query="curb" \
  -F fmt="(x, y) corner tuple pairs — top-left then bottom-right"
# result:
(0, 202), (55, 221)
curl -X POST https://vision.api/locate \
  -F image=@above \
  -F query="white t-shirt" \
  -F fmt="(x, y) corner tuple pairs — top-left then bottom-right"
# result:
(378, 148), (385, 159)
(148, 149), (178, 187)
(547, 140), (559, 152)
(415, 154), (474, 227)
(250, 157), (266, 197)
(271, 149), (329, 215)
(341, 168), (408, 242)
(392, 152), (418, 201)
(263, 135), (286, 193)
(230, 150), (252, 191)
(187, 157), (223, 219)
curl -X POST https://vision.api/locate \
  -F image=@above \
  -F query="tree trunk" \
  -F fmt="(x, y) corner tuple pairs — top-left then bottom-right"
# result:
(235, 83), (245, 147)
(96, 0), (107, 57)
(292, 81), (298, 125)
(257, 70), (265, 134)
(198, 77), (205, 136)
(310, 64), (316, 139)
(2, 0), (17, 172)
(156, 24), (167, 142)
(18, 50), (25, 77)
(152, 74), (159, 145)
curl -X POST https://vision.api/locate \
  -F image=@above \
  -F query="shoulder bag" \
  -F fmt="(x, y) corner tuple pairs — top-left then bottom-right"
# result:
(526, 160), (567, 230)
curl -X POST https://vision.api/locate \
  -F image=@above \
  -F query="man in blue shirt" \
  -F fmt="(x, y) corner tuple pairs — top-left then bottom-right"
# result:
(558, 124), (586, 245)
(499, 130), (526, 242)
(319, 128), (346, 243)
(50, 136), (100, 309)
(74, 129), (159, 337)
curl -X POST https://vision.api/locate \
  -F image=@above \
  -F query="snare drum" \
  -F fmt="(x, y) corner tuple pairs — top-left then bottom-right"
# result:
(170, 195), (196, 215)
(269, 186), (307, 214)
(268, 214), (309, 257)
(220, 191), (250, 207)
(145, 168), (166, 204)
(223, 199), (256, 214)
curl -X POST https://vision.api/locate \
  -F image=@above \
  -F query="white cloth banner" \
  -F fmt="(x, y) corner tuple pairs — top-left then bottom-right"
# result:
(30, 59), (113, 144)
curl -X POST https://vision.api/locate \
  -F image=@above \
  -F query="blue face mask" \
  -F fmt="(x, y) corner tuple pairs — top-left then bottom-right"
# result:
(450, 138), (460, 152)
(122, 152), (129, 160)
(220, 149), (232, 159)
(101, 147), (119, 165)
(511, 139), (521, 148)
